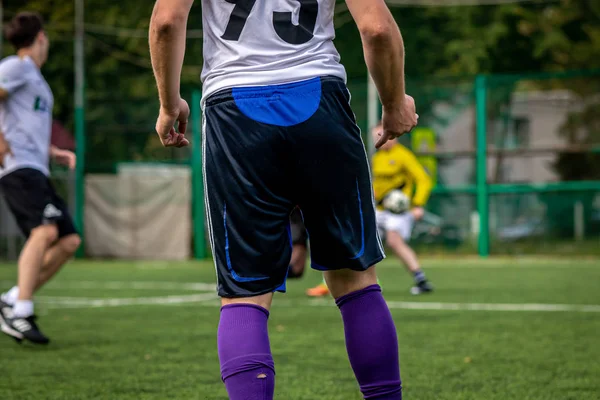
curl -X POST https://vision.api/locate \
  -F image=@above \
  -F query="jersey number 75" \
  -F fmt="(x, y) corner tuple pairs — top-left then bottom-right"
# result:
(222, 0), (318, 45)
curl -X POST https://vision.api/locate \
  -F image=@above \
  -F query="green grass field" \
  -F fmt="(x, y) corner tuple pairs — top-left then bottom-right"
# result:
(1, 257), (599, 400)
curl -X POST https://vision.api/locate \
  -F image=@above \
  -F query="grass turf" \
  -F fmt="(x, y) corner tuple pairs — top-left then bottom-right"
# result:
(0, 258), (599, 400)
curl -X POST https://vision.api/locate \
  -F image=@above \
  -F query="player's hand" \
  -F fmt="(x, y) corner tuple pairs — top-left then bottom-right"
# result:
(52, 149), (76, 170)
(376, 95), (418, 149)
(155, 98), (190, 148)
(0, 133), (13, 168)
(411, 206), (425, 221)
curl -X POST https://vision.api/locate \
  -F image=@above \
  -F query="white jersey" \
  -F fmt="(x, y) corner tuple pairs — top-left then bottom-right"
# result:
(0, 55), (53, 178)
(201, 0), (347, 103)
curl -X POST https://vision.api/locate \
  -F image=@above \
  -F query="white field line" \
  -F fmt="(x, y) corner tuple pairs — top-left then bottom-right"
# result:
(307, 299), (600, 313)
(2, 278), (598, 312)
(38, 293), (218, 308)
(378, 262), (600, 269)
(0, 280), (216, 292)
(34, 293), (600, 313)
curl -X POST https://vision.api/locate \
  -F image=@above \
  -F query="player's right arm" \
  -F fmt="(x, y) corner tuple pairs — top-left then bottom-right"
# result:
(149, 0), (194, 148)
(346, 0), (418, 148)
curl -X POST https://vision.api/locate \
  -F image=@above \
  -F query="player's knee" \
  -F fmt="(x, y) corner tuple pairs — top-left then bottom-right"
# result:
(325, 268), (378, 299)
(385, 230), (405, 248)
(30, 224), (59, 247)
(60, 234), (81, 255)
(221, 293), (273, 311)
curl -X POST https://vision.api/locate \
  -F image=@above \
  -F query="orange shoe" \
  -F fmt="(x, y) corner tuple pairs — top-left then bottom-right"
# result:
(306, 283), (330, 297)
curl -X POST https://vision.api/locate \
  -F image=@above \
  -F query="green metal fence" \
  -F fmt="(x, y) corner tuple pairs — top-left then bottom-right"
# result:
(64, 69), (600, 260)
(409, 70), (600, 256)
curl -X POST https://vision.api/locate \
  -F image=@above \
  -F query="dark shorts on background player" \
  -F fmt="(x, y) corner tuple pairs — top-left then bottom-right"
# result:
(203, 76), (385, 298)
(0, 168), (77, 238)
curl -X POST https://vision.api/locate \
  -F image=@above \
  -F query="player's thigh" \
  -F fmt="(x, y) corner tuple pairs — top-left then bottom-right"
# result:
(0, 168), (59, 238)
(384, 213), (413, 242)
(203, 94), (295, 298)
(375, 209), (390, 242)
(293, 78), (384, 271)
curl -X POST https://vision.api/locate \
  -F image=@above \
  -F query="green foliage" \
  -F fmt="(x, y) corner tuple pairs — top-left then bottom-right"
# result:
(3, 0), (599, 172)
(554, 98), (600, 181)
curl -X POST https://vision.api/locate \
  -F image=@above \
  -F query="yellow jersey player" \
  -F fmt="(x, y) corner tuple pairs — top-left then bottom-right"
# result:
(371, 122), (434, 294)
(308, 122), (433, 296)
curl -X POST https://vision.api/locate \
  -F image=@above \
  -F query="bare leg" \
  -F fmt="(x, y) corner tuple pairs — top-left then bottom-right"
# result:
(386, 229), (432, 294)
(288, 244), (307, 278)
(17, 225), (58, 302)
(386, 230), (420, 273)
(324, 266), (378, 299)
(36, 234), (81, 291)
(221, 293), (273, 310)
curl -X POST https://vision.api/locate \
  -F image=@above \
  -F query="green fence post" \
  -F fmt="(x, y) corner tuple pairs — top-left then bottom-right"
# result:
(74, 0), (86, 258)
(191, 90), (206, 259)
(475, 75), (489, 257)
(74, 107), (85, 258)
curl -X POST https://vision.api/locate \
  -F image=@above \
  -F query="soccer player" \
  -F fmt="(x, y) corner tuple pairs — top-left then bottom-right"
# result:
(0, 12), (81, 345)
(371, 122), (434, 294)
(308, 122), (434, 297)
(149, 0), (417, 399)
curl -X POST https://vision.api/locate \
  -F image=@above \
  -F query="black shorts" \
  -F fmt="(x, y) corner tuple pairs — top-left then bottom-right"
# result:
(204, 76), (385, 298)
(0, 168), (77, 239)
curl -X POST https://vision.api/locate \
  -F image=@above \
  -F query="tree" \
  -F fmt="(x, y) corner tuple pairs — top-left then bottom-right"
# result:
(5, 0), (599, 173)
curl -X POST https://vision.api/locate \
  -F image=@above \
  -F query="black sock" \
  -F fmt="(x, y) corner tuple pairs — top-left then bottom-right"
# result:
(413, 270), (426, 284)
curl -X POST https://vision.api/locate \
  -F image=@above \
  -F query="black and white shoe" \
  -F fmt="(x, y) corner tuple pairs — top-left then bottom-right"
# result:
(0, 299), (16, 330)
(0, 300), (22, 343)
(0, 299), (23, 343)
(1, 314), (50, 345)
(410, 280), (434, 295)
(0, 299), (12, 324)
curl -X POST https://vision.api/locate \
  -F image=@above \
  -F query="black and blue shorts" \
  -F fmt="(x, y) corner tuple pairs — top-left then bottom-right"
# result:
(203, 76), (385, 298)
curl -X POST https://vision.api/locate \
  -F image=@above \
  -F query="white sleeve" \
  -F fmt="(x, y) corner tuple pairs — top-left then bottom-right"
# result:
(0, 59), (27, 94)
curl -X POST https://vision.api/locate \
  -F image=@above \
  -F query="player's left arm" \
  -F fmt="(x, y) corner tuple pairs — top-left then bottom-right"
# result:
(49, 145), (76, 170)
(401, 149), (433, 208)
(149, 0), (194, 148)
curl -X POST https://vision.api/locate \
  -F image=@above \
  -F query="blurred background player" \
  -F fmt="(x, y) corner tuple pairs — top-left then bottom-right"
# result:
(288, 207), (308, 280)
(0, 12), (81, 345)
(308, 123), (433, 297)
(149, 0), (416, 398)
(371, 122), (434, 295)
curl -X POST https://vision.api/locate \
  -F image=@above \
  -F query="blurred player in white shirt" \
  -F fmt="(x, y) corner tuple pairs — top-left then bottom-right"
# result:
(0, 12), (81, 345)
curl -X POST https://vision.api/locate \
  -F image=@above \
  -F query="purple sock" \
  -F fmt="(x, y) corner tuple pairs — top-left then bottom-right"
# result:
(218, 304), (275, 400)
(336, 284), (402, 400)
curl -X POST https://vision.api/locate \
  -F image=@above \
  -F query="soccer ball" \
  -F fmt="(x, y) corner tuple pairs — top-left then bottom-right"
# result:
(382, 190), (410, 214)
